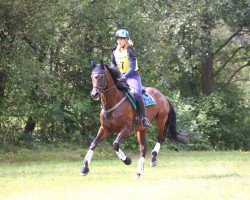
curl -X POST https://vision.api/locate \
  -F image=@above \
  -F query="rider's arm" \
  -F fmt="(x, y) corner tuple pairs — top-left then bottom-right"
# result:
(124, 46), (137, 78)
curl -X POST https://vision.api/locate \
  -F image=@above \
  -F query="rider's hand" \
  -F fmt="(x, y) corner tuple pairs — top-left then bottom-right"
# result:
(118, 75), (126, 81)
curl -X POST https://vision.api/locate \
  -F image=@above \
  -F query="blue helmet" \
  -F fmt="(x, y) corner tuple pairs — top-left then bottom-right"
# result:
(115, 28), (129, 38)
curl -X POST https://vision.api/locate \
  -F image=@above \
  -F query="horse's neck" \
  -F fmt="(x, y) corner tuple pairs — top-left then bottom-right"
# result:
(101, 70), (123, 109)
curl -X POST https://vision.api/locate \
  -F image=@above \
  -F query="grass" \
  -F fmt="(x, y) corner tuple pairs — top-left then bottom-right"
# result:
(0, 148), (250, 200)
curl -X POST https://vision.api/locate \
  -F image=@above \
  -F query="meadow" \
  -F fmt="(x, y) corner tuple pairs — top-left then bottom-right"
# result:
(0, 148), (249, 200)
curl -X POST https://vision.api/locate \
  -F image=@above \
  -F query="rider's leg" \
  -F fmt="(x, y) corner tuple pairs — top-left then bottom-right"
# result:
(136, 98), (150, 127)
(126, 72), (150, 127)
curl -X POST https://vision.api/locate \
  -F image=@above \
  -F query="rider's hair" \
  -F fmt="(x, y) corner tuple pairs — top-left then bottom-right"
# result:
(117, 38), (133, 52)
(128, 39), (133, 46)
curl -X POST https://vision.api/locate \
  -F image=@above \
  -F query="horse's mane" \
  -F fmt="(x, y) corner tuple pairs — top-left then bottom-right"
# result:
(104, 65), (129, 91)
(104, 65), (121, 84)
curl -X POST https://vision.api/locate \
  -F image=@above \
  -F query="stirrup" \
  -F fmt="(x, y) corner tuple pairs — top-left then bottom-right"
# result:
(142, 117), (150, 127)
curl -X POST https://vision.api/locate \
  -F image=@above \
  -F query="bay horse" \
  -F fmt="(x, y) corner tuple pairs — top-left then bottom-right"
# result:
(80, 60), (188, 177)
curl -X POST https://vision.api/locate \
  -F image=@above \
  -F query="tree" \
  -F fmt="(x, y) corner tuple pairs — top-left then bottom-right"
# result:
(150, 0), (250, 95)
(0, 0), (249, 150)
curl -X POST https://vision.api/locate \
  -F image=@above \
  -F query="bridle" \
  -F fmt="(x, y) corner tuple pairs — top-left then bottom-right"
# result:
(91, 70), (116, 95)
(91, 64), (129, 134)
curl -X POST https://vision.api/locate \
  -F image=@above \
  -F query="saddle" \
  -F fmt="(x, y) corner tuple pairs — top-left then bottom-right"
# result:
(117, 78), (156, 109)
(123, 90), (156, 110)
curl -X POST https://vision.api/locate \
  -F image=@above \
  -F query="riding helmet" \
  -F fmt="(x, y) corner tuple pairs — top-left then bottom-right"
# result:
(115, 28), (129, 38)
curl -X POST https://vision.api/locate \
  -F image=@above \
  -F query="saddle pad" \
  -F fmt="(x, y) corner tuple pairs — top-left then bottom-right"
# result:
(126, 92), (156, 110)
(143, 93), (156, 106)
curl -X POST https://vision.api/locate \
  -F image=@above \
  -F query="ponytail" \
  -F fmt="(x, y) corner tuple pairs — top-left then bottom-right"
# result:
(128, 39), (133, 46)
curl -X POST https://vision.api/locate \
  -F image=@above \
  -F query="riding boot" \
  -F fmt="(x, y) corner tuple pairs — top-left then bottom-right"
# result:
(136, 99), (150, 127)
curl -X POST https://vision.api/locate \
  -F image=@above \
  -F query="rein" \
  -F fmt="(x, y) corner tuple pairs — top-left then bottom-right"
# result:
(92, 71), (116, 94)
(101, 90), (127, 134)
(92, 69), (127, 116)
(100, 85), (116, 94)
(101, 96), (127, 116)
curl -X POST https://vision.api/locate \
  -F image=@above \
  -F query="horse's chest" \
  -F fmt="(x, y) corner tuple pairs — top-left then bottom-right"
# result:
(101, 110), (133, 131)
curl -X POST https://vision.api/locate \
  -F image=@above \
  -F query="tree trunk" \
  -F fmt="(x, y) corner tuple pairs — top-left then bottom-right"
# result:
(23, 117), (36, 142)
(201, 52), (214, 95)
(200, 7), (214, 95)
(0, 69), (7, 98)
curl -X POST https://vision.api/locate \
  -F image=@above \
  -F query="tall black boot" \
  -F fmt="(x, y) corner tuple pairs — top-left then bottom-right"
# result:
(136, 99), (150, 127)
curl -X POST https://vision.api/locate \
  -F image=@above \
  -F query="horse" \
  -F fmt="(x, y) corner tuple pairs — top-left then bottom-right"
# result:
(80, 60), (188, 177)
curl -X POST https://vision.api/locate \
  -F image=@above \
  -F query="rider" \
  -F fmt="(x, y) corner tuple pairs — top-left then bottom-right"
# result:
(110, 28), (150, 127)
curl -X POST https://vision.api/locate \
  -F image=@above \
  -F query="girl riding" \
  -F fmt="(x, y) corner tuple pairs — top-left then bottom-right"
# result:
(110, 28), (150, 127)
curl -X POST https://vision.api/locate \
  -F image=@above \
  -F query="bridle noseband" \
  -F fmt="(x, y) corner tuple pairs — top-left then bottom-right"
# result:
(91, 70), (116, 95)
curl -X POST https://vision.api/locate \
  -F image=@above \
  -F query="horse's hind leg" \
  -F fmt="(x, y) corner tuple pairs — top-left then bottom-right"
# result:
(150, 117), (167, 167)
(151, 142), (161, 167)
(80, 126), (111, 176)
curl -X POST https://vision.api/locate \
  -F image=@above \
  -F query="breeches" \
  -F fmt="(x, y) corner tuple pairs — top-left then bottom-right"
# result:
(125, 72), (143, 100)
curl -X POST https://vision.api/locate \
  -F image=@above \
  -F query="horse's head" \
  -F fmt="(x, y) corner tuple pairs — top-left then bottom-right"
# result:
(90, 59), (108, 100)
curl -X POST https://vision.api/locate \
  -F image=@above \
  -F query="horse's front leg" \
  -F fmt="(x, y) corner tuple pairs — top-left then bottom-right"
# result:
(136, 129), (147, 177)
(113, 128), (132, 165)
(80, 126), (111, 176)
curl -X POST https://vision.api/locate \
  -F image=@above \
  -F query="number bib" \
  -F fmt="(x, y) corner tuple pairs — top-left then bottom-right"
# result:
(114, 49), (138, 73)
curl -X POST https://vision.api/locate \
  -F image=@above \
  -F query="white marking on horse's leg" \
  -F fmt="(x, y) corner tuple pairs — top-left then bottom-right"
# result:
(136, 157), (145, 176)
(152, 142), (161, 155)
(84, 150), (94, 164)
(116, 148), (126, 161)
(150, 142), (161, 167)
(80, 150), (94, 176)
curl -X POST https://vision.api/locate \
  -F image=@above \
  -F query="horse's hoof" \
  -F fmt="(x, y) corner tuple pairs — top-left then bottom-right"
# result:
(123, 156), (132, 165)
(150, 160), (157, 167)
(135, 173), (142, 179)
(80, 172), (88, 176)
(80, 167), (89, 176)
(150, 155), (157, 167)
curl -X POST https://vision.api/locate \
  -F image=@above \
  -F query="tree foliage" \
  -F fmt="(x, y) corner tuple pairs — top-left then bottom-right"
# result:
(0, 0), (249, 150)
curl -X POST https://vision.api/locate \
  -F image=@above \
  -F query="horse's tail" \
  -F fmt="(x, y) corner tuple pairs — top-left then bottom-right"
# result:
(165, 100), (189, 144)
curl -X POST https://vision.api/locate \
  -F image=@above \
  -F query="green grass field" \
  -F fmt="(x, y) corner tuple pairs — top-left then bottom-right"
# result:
(0, 149), (249, 200)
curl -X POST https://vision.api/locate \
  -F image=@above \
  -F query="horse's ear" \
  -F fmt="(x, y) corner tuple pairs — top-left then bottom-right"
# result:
(91, 60), (96, 68)
(100, 59), (105, 70)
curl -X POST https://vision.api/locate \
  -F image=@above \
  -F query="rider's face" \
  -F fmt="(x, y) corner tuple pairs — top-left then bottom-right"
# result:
(116, 37), (128, 47)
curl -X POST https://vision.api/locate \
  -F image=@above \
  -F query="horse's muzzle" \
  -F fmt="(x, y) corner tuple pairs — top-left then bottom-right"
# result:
(91, 89), (100, 100)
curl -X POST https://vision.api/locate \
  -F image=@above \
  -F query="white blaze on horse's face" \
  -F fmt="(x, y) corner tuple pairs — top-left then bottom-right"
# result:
(91, 62), (107, 100)
(91, 73), (101, 100)
(91, 70), (107, 101)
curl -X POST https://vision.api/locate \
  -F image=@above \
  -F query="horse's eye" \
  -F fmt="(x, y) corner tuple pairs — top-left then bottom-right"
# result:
(91, 74), (99, 79)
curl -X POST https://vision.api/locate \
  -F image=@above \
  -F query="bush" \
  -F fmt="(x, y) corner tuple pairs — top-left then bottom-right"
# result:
(172, 91), (249, 150)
